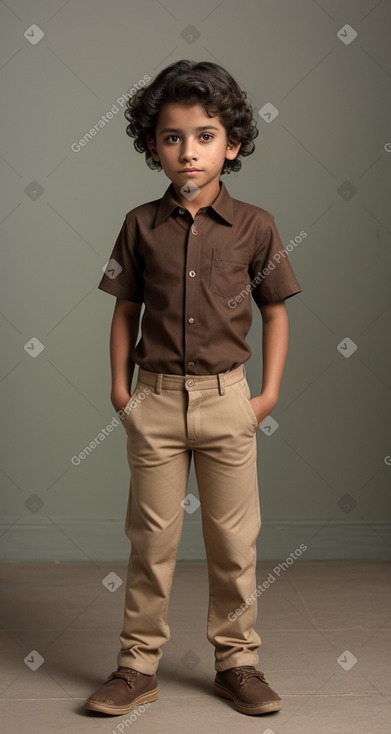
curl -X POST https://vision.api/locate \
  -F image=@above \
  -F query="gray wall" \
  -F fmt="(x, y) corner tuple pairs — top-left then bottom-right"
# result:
(1, 0), (390, 562)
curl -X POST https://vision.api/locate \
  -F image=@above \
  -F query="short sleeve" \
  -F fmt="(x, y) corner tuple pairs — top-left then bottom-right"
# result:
(250, 215), (302, 308)
(98, 217), (144, 302)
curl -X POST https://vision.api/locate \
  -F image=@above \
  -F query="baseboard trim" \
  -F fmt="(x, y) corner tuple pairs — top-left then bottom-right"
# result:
(0, 520), (390, 561)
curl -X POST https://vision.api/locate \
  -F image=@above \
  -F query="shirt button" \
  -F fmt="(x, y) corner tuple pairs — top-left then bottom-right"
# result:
(189, 270), (196, 278)
(187, 361), (195, 367)
(186, 378), (195, 387)
(178, 208), (185, 215)
(191, 228), (198, 235)
(188, 317), (195, 323)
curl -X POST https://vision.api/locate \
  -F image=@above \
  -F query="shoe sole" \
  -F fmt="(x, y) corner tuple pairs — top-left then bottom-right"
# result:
(85, 687), (159, 715)
(214, 682), (283, 715)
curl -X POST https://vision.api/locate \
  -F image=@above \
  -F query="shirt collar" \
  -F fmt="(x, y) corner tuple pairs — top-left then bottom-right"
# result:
(154, 180), (234, 228)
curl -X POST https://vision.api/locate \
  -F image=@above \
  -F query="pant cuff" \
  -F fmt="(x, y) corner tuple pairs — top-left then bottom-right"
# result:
(214, 652), (259, 673)
(117, 655), (159, 676)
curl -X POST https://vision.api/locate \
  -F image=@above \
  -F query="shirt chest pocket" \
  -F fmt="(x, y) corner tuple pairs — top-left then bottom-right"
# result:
(209, 248), (251, 298)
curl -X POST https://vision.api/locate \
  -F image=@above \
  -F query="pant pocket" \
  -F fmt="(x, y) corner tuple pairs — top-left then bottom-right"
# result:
(232, 379), (259, 432)
(122, 383), (149, 430)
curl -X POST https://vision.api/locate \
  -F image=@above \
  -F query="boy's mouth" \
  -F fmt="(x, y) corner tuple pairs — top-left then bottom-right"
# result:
(179, 168), (202, 173)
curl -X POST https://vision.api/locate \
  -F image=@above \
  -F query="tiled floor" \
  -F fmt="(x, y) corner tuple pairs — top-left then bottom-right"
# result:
(1, 561), (390, 733)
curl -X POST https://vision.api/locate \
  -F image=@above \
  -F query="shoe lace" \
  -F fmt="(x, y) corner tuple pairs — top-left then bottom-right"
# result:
(106, 667), (141, 689)
(232, 666), (268, 687)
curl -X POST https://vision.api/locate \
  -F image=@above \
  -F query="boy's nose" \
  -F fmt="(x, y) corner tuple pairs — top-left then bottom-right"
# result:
(181, 152), (196, 162)
(180, 142), (197, 160)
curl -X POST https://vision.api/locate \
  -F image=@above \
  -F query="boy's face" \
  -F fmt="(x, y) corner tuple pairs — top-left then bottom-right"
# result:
(146, 102), (241, 201)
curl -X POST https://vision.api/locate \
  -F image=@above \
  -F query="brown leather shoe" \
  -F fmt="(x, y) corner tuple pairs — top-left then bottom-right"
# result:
(214, 665), (282, 715)
(85, 666), (159, 715)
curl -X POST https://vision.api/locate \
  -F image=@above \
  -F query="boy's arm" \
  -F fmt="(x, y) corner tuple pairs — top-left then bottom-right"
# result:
(249, 300), (289, 426)
(109, 297), (142, 415)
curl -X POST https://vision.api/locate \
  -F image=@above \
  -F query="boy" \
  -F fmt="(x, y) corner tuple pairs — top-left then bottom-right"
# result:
(85, 60), (301, 717)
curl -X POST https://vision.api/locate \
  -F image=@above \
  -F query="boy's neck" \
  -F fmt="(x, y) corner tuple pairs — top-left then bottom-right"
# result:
(171, 178), (222, 218)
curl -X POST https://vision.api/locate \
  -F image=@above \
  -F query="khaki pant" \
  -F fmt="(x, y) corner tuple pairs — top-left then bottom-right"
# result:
(117, 364), (262, 674)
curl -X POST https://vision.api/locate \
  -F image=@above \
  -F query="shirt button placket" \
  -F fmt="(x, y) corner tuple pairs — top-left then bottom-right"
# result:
(185, 216), (201, 372)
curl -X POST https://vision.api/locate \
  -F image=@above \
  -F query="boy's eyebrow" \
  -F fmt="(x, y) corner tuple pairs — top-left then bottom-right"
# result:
(158, 125), (220, 135)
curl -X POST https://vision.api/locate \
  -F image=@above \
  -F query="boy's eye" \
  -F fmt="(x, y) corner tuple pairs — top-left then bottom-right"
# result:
(165, 133), (214, 143)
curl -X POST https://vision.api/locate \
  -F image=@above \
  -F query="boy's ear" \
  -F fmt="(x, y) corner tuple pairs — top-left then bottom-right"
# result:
(146, 134), (159, 162)
(226, 139), (241, 160)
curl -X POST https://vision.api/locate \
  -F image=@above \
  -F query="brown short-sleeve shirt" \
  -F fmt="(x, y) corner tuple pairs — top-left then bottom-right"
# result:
(98, 180), (302, 375)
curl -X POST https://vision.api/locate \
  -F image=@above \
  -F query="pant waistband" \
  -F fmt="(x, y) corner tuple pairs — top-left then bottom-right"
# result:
(137, 364), (246, 396)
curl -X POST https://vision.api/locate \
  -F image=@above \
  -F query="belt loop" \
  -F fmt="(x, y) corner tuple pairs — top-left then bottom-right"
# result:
(217, 372), (225, 396)
(155, 373), (163, 394)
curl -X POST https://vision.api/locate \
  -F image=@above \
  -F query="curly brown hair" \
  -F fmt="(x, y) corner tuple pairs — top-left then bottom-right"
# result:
(124, 59), (259, 174)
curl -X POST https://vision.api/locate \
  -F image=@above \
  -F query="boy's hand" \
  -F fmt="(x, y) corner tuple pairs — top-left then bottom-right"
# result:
(249, 392), (278, 427)
(111, 390), (131, 419)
